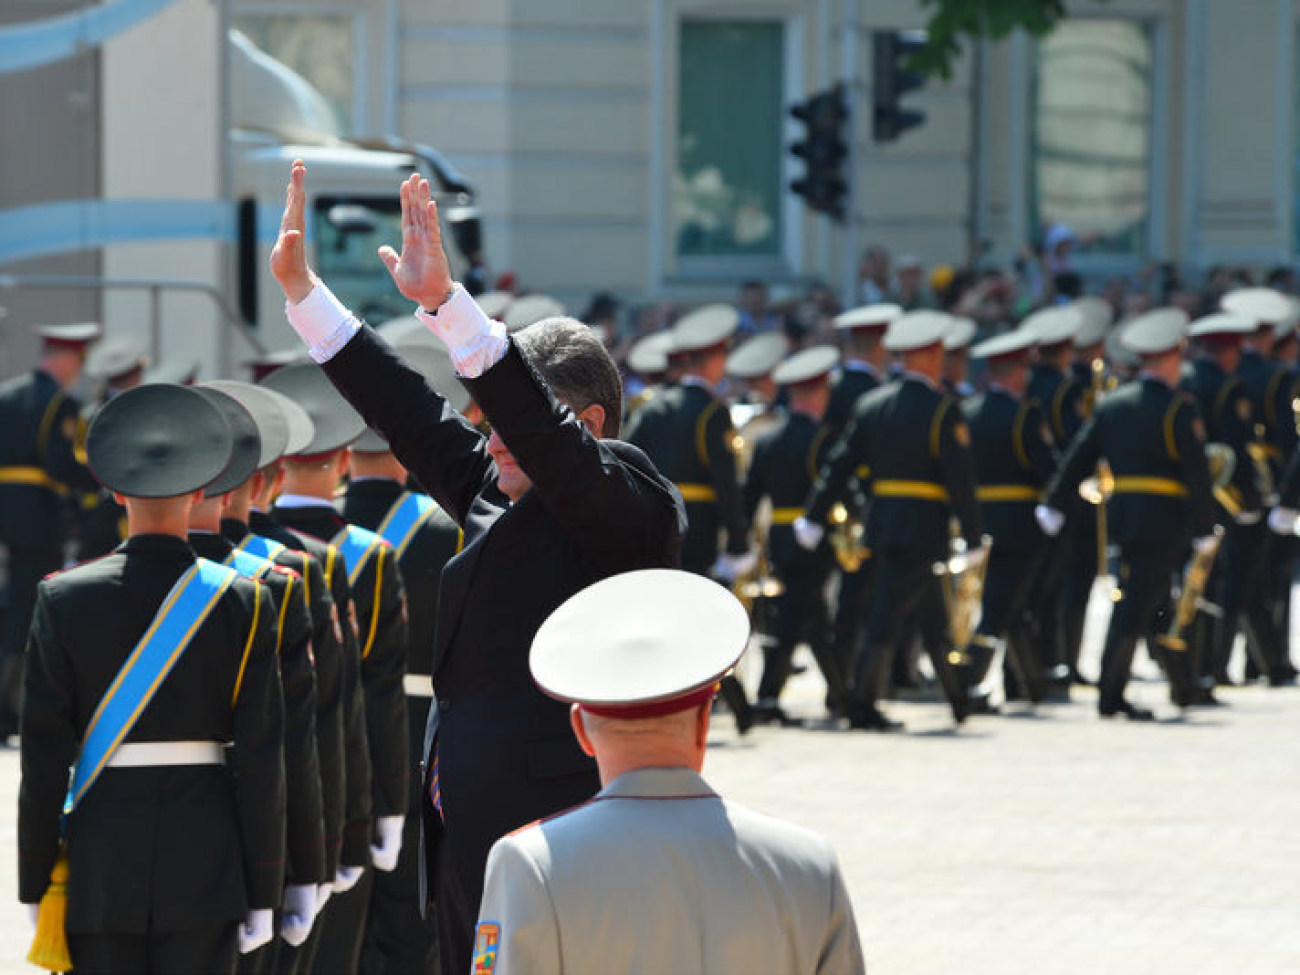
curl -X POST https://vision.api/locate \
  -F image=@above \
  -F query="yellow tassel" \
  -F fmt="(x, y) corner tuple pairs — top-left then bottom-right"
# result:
(27, 852), (71, 972)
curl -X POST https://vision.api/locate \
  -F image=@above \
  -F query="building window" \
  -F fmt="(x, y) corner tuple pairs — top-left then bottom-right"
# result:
(1030, 20), (1153, 258)
(233, 13), (358, 134)
(675, 20), (785, 261)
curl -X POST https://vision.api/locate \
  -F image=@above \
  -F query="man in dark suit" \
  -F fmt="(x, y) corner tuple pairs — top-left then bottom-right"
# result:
(342, 341), (466, 974)
(741, 346), (847, 723)
(270, 163), (687, 975)
(0, 322), (102, 741)
(1041, 309), (1217, 718)
(19, 383), (285, 972)
(799, 311), (987, 731)
(959, 330), (1058, 704)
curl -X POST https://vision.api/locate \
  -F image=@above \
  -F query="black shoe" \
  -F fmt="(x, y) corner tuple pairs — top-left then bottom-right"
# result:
(752, 701), (804, 728)
(1099, 701), (1155, 721)
(1267, 672), (1298, 688)
(1188, 687), (1227, 708)
(955, 690), (999, 723)
(734, 704), (755, 736)
(1067, 668), (1094, 687)
(848, 708), (905, 733)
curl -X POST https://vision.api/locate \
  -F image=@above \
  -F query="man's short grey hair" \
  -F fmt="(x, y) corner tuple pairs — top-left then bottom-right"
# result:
(515, 316), (623, 437)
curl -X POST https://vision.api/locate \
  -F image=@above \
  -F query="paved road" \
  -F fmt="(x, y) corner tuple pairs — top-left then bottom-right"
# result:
(2, 581), (1298, 973)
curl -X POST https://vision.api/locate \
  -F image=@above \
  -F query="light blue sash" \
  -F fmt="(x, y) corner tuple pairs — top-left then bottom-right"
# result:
(64, 559), (238, 814)
(374, 491), (439, 558)
(236, 533), (287, 563)
(331, 524), (387, 588)
(224, 547), (274, 580)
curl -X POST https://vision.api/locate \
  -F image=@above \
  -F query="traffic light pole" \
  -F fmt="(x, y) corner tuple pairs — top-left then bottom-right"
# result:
(838, 0), (861, 311)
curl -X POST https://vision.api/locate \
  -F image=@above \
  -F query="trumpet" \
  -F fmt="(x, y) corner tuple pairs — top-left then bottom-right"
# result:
(827, 502), (869, 573)
(934, 533), (991, 661)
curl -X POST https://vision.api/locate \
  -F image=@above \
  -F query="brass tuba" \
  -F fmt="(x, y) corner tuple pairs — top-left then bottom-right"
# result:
(1155, 524), (1225, 653)
(935, 532), (991, 661)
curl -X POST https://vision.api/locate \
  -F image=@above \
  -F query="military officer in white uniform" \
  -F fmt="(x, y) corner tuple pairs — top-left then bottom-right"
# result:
(473, 569), (866, 975)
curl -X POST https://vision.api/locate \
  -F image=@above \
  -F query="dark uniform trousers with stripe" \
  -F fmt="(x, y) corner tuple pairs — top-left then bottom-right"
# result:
(1047, 377), (1216, 711)
(806, 377), (983, 722)
(741, 410), (846, 710)
(343, 478), (463, 975)
(0, 368), (97, 735)
(625, 379), (753, 720)
(961, 388), (1059, 701)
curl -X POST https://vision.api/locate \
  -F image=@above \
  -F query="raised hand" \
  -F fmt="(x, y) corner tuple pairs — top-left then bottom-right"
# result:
(378, 173), (455, 311)
(269, 160), (317, 304)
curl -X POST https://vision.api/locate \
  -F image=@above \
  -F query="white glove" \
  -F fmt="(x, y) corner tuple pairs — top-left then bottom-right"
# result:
(316, 882), (333, 912)
(25, 903), (39, 929)
(370, 815), (405, 873)
(279, 884), (319, 947)
(332, 864), (364, 894)
(793, 516), (825, 551)
(1193, 534), (1218, 556)
(238, 908), (275, 955)
(1268, 506), (1298, 535)
(712, 550), (757, 584)
(1035, 504), (1065, 537)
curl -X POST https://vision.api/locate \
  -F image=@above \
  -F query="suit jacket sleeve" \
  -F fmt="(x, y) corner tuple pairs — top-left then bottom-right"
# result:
(938, 401), (983, 548)
(229, 580), (287, 910)
(359, 547), (410, 818)
(1021, 400), (1059, 486)
(462, 340), (686, 573)
(1174, 400), (1216, 538)
(321, 328), (494, 526)
(1219, 380), (1263, 512)
(805, 409), (868, 526)
(42, 391), (98, 494)
(477, 835), (562, 975)
(274, 572), (328, 885)
(17, 587), (78, 903)
(1047, 417), (1101, 514)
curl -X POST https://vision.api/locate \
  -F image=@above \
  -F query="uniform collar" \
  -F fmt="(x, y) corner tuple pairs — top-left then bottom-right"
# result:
(598, 766), (718, 800)
(118, 533), (197, 559)
(842, 359), (880, 376)
(274, 493), (337, 509)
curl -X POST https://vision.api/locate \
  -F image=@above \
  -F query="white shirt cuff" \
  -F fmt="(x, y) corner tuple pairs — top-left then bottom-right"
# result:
(414, 284), (507, 379)
(285, 282), (361, 363)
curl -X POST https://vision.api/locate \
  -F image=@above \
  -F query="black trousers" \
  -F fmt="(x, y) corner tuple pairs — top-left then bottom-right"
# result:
(360, 694), (439, 974)
(1061, 507), (1101, 675)
(68, 923), (238, 974)
(1212, 521), (1286, 681)
(311, 867), (371, 974)
(968, 543), (1046, 702)
(1098, 541), (1187, 712)
(756, 549), (845, 711)
(849, 548), (965, 719)
(0, 543), (62, 732)
(433, 834), (477, 975)
(829, 560), (874, 682)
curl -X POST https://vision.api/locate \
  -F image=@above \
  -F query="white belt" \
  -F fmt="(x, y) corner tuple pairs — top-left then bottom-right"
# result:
(403, 674), (434, 698)
(108, 741), (226, 768)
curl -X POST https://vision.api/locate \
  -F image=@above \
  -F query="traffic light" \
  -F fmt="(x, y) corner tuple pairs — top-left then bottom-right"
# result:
(872, 29), (928, 143)
(789, 84), (848, 223)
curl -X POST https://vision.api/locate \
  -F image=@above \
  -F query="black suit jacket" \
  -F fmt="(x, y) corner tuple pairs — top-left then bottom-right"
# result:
(962, 388), (1058, 550)
(19, 535), (285, 930)
(320, 327), (686, 920)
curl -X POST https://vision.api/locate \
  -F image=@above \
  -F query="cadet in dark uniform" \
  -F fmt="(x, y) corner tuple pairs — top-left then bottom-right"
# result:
(741, 346), (847, 723)
(213, 381), (351, 969)
(941, 316), (977, 398)
(0, 322), (101, 741)
(342, 342), (465, 975)
(186, 386), (329, 966)
(624, 304), (755, 728)
(959, 330), (1058, 704)
(726, 331), (788, 410)
(622, 330), (676, 426)
(799, 311), (986, 731)
(262, 363), (410, 974)
(1041, 309), (1217, 718)
(74, 337), (148, 563)
(822, 304), (899, 684)
(19, 383), (285, 971)
(1179, 313), (1273, 694)
(1222, 287), (1300, 684)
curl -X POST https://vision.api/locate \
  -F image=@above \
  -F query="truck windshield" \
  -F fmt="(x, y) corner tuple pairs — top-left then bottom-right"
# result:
(314, 196), (410, 324)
